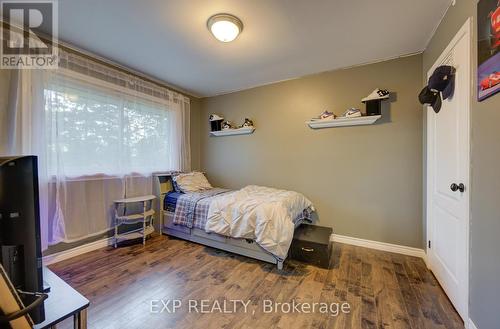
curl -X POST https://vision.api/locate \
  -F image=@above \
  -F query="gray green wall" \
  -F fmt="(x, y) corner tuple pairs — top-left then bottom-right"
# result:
(423, 1), (500, 328)
(199, 54), (424, 249)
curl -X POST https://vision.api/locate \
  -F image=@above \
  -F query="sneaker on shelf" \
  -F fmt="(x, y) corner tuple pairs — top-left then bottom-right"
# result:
(241, 118), (254, 128)
(362, 89), (390, 103)
(222, 120), (234, 130)
(311, 110), (336, 121)
(341, 108), (362, 118)
(209, 113), (224, 121)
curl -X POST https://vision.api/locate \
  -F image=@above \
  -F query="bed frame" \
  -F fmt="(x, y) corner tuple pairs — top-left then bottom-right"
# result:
(153, 173), (302, 270)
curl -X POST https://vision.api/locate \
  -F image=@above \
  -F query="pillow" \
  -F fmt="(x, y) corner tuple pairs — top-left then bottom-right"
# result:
(171, 176), (182, 193)
(169, 171), (184, 192)
(173, 172), (212, 193)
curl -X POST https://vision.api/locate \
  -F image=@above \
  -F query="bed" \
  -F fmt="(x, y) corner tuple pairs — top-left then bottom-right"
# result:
(153, 173), (313, 269)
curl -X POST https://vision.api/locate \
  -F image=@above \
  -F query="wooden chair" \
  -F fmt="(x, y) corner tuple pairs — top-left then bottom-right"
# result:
(0, 264), (47, 329)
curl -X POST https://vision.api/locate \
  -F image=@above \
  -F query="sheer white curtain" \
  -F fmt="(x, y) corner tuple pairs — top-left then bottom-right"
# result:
(5, 69), (51, 250)
(4, 48), (191, 247)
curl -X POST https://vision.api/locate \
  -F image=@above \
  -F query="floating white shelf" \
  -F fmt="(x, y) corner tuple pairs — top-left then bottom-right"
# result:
(210, 127), (255, 136)
(306, 115), (381, 129)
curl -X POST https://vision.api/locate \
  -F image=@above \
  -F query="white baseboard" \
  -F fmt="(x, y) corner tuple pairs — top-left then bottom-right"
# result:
(43, 237), (112, 266)
(331, 234), (426, 259)
(43, 233), (426, 265)
(467, 318), (478, 329)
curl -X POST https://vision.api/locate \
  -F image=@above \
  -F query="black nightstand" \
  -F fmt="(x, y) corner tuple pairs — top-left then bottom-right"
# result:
(290, 224), (333, 268)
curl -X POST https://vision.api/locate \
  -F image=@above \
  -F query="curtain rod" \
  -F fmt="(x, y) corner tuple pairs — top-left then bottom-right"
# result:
(0, 20), (199, 99)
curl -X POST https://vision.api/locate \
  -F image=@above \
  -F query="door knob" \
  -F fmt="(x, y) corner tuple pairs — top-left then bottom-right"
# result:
(450, 183), (465, 193)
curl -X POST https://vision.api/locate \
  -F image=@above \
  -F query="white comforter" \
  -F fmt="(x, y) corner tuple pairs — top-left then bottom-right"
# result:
(205, 185), (313, 259)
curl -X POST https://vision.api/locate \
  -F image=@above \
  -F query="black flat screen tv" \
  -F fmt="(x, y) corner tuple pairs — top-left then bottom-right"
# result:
(0, 155), (45, 324)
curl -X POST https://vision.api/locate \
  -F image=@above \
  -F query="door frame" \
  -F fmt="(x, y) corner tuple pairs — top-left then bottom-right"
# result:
(425, 17), (471, 322)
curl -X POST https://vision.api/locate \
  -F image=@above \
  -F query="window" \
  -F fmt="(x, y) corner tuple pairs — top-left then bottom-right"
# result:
(44, 74), (177, 177)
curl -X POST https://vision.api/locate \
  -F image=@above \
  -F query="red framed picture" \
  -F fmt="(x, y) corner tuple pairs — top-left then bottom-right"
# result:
(478, 0), (500, 101)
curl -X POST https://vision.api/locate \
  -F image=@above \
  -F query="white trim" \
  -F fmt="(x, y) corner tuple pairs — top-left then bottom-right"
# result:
(467, 319), (478, 329)
(331, 234), (426, 259)
(43, 233), (428, 267)
(42, 237), (112, 266)
(425, 18), (471, 323)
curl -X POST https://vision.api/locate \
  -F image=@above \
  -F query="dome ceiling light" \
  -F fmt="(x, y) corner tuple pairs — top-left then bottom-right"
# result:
(207, 13), (243, 43)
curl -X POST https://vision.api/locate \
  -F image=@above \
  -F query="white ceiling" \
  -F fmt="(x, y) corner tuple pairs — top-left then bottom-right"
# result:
(53, 0), (451, 97)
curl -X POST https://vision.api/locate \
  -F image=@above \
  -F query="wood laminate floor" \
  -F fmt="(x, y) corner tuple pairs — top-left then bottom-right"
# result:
(49, 234), (463, 329)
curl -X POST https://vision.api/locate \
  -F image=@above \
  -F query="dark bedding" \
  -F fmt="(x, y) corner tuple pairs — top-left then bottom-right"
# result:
(163, 191), (184, 212)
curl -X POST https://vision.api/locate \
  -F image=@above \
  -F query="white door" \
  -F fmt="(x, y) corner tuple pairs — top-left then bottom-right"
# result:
(426, 19), (470, 321)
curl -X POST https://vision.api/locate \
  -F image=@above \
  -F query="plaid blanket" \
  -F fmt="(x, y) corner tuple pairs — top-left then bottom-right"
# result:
(172, 188), (231, 229)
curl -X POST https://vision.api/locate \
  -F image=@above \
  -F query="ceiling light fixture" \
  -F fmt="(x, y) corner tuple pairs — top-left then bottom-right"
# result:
(207, 13), (243, 43)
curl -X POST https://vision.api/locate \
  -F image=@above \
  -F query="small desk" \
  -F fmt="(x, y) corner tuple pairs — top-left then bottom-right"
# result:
(34, 267), (89, 329)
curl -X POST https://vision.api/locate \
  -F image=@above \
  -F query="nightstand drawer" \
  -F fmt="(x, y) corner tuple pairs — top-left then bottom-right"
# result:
(290, 224), (333, 269)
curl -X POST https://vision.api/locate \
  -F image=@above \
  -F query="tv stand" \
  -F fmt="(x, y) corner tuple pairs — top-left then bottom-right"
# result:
(34, 267), (89, 329)
(42, 281), (50, 293)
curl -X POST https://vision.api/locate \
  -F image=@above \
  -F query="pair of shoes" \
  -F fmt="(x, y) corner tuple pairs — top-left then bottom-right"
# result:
(240, 118), (254, 128)
(311, 111), (336, 121)
(362, 88), (390, 102)
(222, 120), (233, 130)
(223, 118), (255, 130)
(312, 109), (361, 119)
(341, 108), (362, 118)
